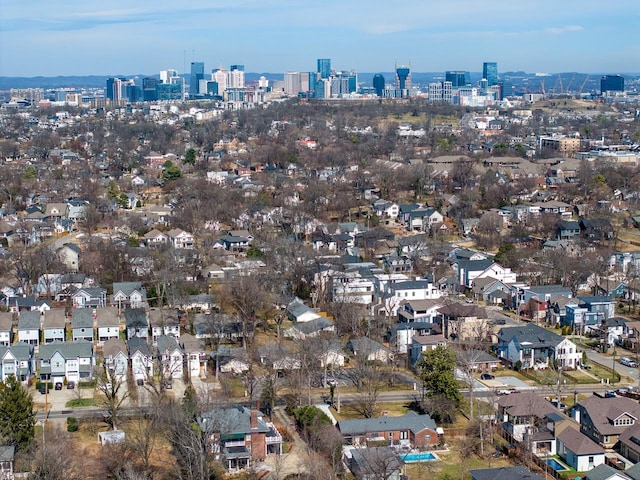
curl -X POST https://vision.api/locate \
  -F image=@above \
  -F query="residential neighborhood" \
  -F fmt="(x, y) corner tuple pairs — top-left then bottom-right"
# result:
(2, 67), (640, 480)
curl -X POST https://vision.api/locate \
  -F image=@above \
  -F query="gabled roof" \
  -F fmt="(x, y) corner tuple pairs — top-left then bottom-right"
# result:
(338, 411), (436, 436)
(287, 317), (333, 336)
(469, 466), (545, 480)
(43, 308), (66, 328)
(156, 335), (182, 354)
(124, 308), (148, 328)
(497, 392), (558, 418)
(96, 307), (120, 327)
(38, 340), (93, 360)
(347, 337), (389, 356)
(199, 406), (270, 435)
(128, 337), (151, 356)
(18, 310), (40, 329)
(103, 338), (127, 358)
(112, 281), (145, 297)
(0, 342), (33, 362)
(557, 426), (604, 455)
(585, 464), (633, 480)
(71, 308), (93, 328)
(0, 312), (13, 331)
(497, 323), (566, 349)
(148, 307), (179, 327)
(577, 395), (640, 436)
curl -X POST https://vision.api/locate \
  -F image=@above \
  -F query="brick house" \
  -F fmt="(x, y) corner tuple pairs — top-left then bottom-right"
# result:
(337, 411), (440, 448)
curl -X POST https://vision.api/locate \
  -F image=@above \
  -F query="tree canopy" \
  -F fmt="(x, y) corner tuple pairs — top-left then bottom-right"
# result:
(418, 345), (462, 406)
(0, 375), (35, 450)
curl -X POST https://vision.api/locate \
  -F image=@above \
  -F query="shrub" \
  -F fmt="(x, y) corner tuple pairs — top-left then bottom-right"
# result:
(66, 417), (78, 432)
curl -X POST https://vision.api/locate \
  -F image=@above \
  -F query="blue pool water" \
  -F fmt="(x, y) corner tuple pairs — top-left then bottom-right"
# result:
(401, 452), (438, 463)
(545, 458), (568, 471)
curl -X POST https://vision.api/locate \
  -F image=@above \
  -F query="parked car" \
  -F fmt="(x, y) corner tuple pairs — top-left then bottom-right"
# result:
(136, 378), (144, 386)
(496, 388), (517, 396)
(54, 382), (63, 390)
(66, 381), (75, 389)
(39, 384), (48, 394)
(620, 357), (638, 368)
(480, 373), (495, 380)
(164, 381), (172, 390)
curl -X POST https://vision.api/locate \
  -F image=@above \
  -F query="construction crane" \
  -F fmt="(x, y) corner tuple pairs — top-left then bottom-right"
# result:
(566, 73), (576, 94)
(578, 75), (590, 95)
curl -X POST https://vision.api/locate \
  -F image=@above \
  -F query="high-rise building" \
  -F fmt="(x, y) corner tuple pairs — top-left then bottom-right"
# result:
(373, 74), (385, 97)
(190, 62), (205, 97)
(228, 66), (245, 89)
(211, 67), (228, 93)
(445, 71), (470, 88)
(160, 69), (178, 84)
(395, 64), (411, 95)
(317, 58), (331, 79)
(600, 75), (624, 93)
(428, 81), (452, 104)
(483, 62), (498, 86)
(106, 77), (128, 102)
(142, 77), (158, 101)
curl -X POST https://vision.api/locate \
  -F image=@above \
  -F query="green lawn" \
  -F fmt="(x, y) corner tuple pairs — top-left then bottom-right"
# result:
(65, 398), (97, 408)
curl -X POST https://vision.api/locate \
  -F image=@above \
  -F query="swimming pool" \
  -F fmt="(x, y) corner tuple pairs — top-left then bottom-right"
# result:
(401, 452), (438, 463)
(545, 458), (569, 471)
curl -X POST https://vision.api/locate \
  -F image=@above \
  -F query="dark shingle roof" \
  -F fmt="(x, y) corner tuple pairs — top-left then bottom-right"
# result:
(338, 411), (436, 436)
(469, 466), (545, 480)
(557, 427), (604, 455)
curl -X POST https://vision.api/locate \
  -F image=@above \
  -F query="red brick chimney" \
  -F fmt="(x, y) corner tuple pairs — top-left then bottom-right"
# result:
(250, 409), (258, 430)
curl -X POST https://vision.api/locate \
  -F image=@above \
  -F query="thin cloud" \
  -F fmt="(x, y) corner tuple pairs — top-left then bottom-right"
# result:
(546, 25), (584, 34)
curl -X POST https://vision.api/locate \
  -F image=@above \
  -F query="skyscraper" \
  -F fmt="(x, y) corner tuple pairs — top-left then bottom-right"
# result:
(445, 71), (470, 88)
(395, 64), (411, 94)
(317, 58), (331, 79)
(373, 74), (385, 97)
(600, 75), (624, 93)
(483, 62), (498, 86)
(230, 65), (245, 72)
(190, 62), (205, 97)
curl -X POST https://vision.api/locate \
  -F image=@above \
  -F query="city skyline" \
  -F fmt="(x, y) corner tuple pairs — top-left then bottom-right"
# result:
(1, 0), (639, 77)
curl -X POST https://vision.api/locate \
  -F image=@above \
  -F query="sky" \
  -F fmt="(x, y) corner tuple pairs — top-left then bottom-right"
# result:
(1, 0), (639, 77)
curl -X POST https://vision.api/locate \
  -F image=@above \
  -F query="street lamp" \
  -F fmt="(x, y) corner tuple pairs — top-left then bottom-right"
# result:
(612, 348), (617, 387)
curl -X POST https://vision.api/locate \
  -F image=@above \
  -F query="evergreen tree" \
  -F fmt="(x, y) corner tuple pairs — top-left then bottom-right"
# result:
(183, 148), (196, 165)
(0, 375), (35, 450)
(418, 345), (462, 406)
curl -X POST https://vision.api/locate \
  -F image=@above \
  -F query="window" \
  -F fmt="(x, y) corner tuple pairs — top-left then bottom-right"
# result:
(400, 431), (408, 440)
(424, 434), (431, 441)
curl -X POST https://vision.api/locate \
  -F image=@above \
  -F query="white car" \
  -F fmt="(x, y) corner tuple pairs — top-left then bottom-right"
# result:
(496, 388), (517, 396)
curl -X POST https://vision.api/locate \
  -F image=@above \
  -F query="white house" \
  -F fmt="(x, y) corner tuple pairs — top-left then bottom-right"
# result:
(17, 311), (40, 347)
(96, 307), (120, 346)
(111, 282), (147, 310)
(0, 312), (13, 346)
(180, 334), (208, 379)
(103, 338), (128, 382)
(128, 337), (153, 383)
(167, 228), (194, 249)
(557, 427), (605, 472)
(156, 335), (184, 379)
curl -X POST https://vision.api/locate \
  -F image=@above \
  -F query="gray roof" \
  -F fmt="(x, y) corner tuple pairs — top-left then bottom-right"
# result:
(0, 445), (14, 463)
(38, 340), (93, 360)
(348, 337), (389, 356)
(287, 317), (333, 335)
(18, 310), (40, 329)
(124, 308), (148, 328)
(557, 427), (604, 455)
(156, 335), (182, 354)
(350, 446), (403, 475)
(587, 464), (634, 480)
(338, 411), (436, 436)
(112, 281), (145, 296)
(199, 406), (269, 435)
(0, 342), (33, 362)
(528, 284), (572, 296)
(127, 337), (151, 356)
(603, 317), (628, 328)
(469, 466), (545, 480)
(497, 323), (565, 349)
(72, 308), (94, 328)
(148, 307), (179, 326)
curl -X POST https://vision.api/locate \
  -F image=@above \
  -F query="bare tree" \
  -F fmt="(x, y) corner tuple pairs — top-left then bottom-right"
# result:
(97, 366), (130, 430)
(30, 426), (83, 480)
